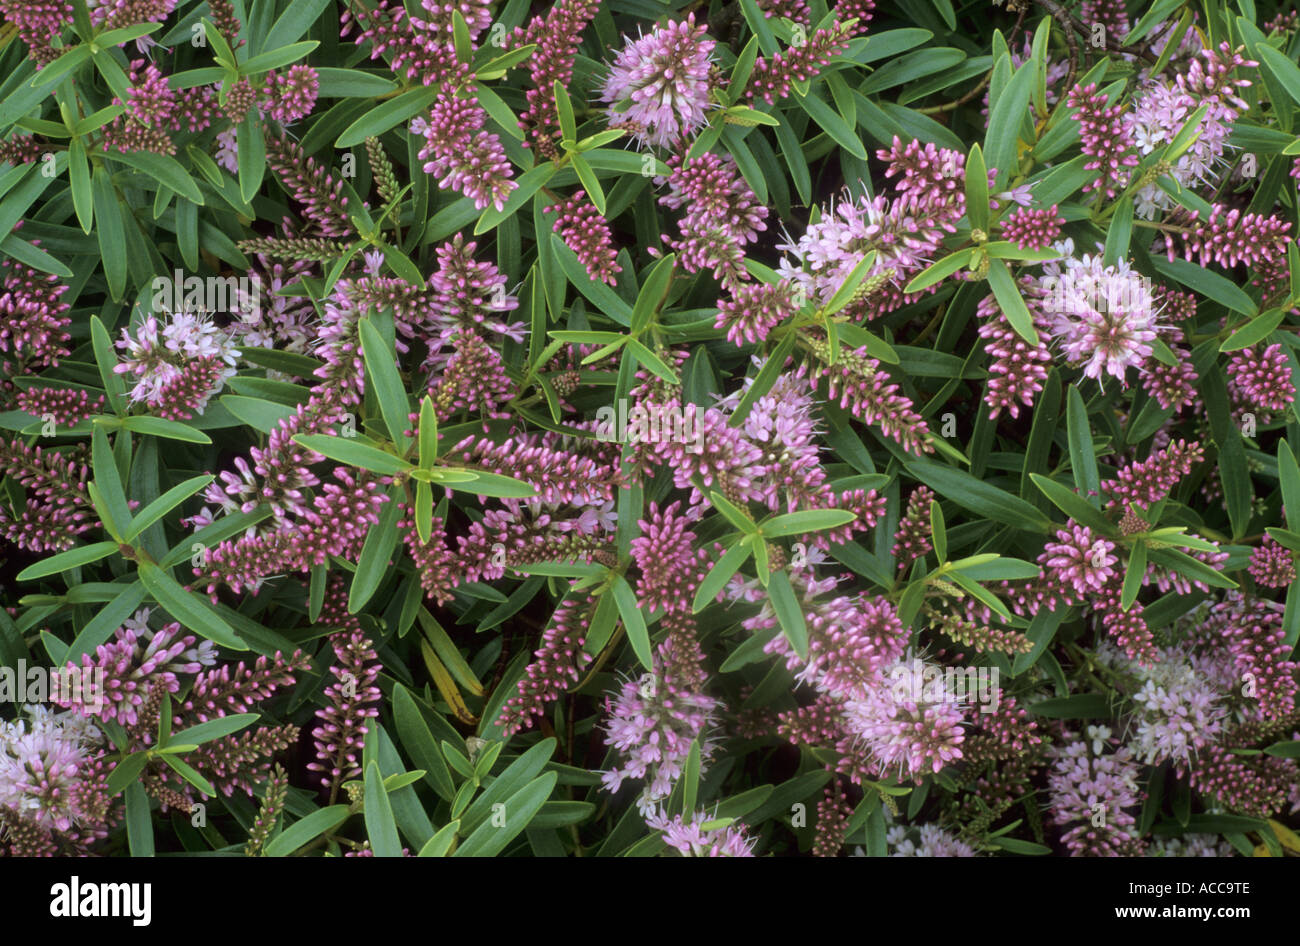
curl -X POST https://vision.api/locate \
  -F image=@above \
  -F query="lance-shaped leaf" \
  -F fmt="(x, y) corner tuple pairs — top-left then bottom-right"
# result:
(293, 434), (414, 475)
(768, 569), (808, 659)
(138, 562), (247, 650)
(986, 259), (1038, 344)
(760, 508), (857, 537)
(359, 317), (413, 451)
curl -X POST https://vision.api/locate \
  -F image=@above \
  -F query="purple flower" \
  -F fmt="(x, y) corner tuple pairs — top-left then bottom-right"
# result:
(602, 619), (719, 813)
(1036, 249), (1158, 385)
(1228, 342), (1296, 415)
(1041, 522), (1118, 598)
(414, 94), (516, 212)
(601, 15), (715, 149)
(1249, 536), (1296, 588)
(646, 808), (757, 856)
(545, 191), (622, 285)
(841, 657), (967, 780)
(886, 821), (978, 857)
(1047, 726), (1146, 856)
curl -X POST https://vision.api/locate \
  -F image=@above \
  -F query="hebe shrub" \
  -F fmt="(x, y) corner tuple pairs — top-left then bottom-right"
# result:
(0, 0), (1298, 859)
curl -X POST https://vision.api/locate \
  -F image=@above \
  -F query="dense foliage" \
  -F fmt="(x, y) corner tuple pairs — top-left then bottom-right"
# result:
(1, 0), (1299, 858)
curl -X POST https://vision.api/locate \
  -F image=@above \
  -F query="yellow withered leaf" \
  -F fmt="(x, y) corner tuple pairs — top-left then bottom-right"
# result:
(1268, 820), (1300, 854)
(420, 639), (477, 725)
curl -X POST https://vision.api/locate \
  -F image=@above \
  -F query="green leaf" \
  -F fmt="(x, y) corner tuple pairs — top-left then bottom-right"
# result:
(120, 415), (211, 443)
(452, 771), (557, 857)
(761, 509), (857, 538)
(417, 821), (460, 856)
(314, 68), (397, 97)
(859, 47), (966, 94)
(102, 150), (204, 204)
(631, 253), (676, 336)
(1066, 387), (1099, 504)
(1121, 540), (1147, 611)
(160, 753), (216, 797)
(172, 713), (258, 747)
(92, 164), (126, 300)
(905, 248), (975, 294)
(986, 259), (1037, 344)
(364, 760), (402, 857)
(435, 469), (537, 498)
(1122, 0), (1186, 44)
(1280, 440), (1300, 532)
(693, 542), (752, 612)
(69, 138), (93, 233)
(15, 541), (118, 582)
(1162, 104), (1209, 163)
(90, 426), (131, 539)
(1220, 308), (1286, 352)
(906, 459), (1052, 533)
(930, 499), (947, 562)
(612, 576), (652, 671)
(239, 41), (318, 75)
(393, 685), (456, 802)
(1220, 426), (1251, 540)
(293, 434), (413, 475)
(983, 243), (1061, 262)
(31, 44), (91, 88)
(1104, 194), (1133, 266)
(1255, 43), (1300, 108)
(822, 250), (878, 316)
(965, 144), (989, 232)
(138, 562), (247, 650)
(359, 317), (412, 450)
(709, 491), (758, 535)
(105, 752), (149, 797)
(1028, 694), (1113, 719)
(264, 0), (333, 49)
(730, 332), (796, 427)
(549, 232), (633, 325)
(474, 162), (556, 235)
(768, 569), (808, 659)
(554, 80), (576, 141)
(797, 90), (868, 160)
(476, 42), (537, 79)
(985, 61), (1035, 189)
(237, 114), (265, 204)
(738, 0), (779, 55)
(124, 475), (213, 542)
(124, 782), (154, 856)
(1011, 605), (1066, 675)
(350, 486), (402, 612)
(221, 395), (295, 433)
(1263, 741), (1300, 758)
(414, 480), (433, 544)
(626, 338), (679, 384)
(264, 805), (351, 857)
(991, 837), (1052, 855)
(570, 153), (605, 215)
(336, 86), (440, 147)
(681, 740), (702, 816)
(0, 234), (73, 279)
(1147, 547), (1238, 590)
(1152, 257), (1257, 316)
(1029, 473), (1115, 534)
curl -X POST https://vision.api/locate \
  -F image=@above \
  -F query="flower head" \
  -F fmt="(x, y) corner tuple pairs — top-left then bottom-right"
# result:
(601, 15), (715, 148)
